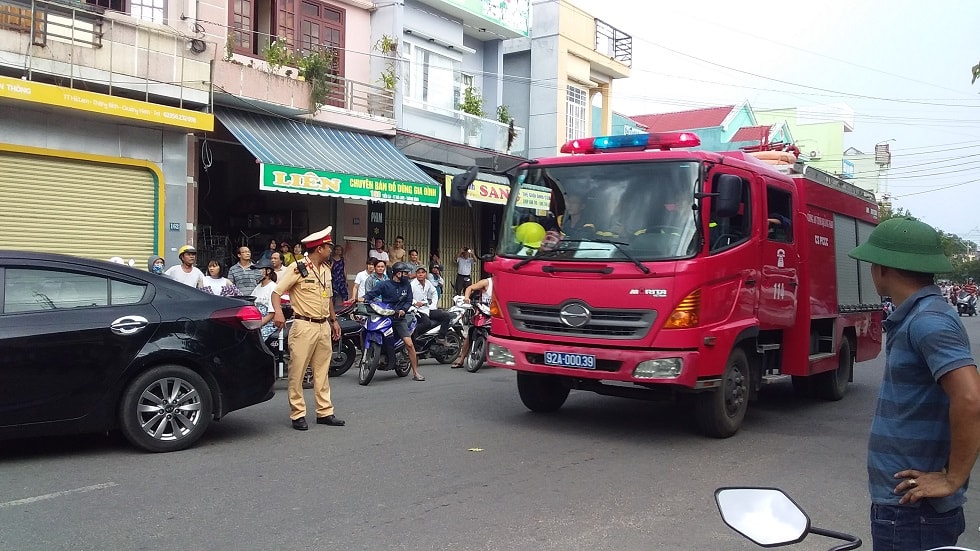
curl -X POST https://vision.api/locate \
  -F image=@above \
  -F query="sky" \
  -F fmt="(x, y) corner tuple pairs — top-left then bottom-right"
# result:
(569, 0), (980, 242)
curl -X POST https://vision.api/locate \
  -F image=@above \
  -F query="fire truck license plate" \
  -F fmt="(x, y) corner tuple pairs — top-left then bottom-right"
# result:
(544, 352), (596, 369)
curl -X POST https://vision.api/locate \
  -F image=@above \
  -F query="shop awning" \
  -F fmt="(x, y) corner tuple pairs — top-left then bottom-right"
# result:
(216, 108), (442, 207)
(414, 161), (512, 205)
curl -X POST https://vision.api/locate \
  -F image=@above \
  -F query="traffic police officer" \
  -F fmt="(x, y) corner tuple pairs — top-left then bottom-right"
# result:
(272, 226), (345, 431)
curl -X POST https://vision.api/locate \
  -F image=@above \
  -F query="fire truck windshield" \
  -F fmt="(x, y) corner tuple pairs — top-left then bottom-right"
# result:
(501, 161), (701, 262)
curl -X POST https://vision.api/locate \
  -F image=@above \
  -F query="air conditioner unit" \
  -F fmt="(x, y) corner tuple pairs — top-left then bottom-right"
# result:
(809, 150), (822, 160)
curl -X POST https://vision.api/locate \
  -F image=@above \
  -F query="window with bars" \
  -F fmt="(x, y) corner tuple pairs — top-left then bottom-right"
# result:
(566, 85), (588, 142)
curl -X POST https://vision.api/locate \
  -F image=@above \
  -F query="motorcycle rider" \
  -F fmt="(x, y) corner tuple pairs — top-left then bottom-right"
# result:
(451, 276), (493, 369)
(363, 261), (425, 381)
(963, 277), (978, 300)
(411, 266), (451, 345)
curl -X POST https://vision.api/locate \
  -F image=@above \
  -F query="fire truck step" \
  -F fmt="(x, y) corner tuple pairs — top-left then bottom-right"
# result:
(762, 375), (790, 384)
(756, 344), (781, 352)
(808, 352), (836, 362)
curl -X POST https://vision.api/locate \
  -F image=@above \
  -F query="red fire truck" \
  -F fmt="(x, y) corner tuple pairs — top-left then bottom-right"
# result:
(451, 132), (883, 437)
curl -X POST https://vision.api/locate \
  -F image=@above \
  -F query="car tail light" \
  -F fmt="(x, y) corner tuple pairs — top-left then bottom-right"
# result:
(211, 306), (265, 331)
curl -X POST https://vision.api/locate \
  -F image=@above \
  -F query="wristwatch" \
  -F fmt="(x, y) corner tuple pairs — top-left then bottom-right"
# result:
(329, 317), (337, 322)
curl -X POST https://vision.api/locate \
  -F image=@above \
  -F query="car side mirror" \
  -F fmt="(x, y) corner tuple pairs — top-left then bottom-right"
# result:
(450, 166), (479, 207)
(713, 174), (743, 218)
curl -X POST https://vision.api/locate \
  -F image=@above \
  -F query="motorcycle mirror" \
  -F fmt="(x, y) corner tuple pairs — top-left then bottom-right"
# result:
(715, 487), (810, 547)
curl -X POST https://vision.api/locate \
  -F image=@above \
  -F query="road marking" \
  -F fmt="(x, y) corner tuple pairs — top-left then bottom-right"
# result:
(0, 482), (118, 509)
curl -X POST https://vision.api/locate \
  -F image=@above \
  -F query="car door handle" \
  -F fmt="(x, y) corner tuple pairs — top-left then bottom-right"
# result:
(110, 315), (149, 335)
(744, 278), (756, 287)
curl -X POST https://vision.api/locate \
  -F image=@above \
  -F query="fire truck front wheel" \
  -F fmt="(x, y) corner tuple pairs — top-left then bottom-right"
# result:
(517, 373), (570, 413)
(695, 348), (750, 438)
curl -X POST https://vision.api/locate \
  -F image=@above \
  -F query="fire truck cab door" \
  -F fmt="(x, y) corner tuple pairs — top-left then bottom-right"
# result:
(758, 182), (798, 327)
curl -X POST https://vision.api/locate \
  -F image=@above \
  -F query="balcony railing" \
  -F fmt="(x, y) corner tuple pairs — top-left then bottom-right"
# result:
(595, 18), (631, 66)
(402, 98), (527, 156)
(0, 0), (212, 106)
(323, 73), (395, 119)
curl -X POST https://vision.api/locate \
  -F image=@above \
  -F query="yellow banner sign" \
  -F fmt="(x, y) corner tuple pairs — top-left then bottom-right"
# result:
(0, 76), (214, 131)
(444, 174), (511, 205)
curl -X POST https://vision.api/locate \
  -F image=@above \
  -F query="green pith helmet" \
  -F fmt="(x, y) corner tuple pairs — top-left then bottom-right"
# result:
(848, 217), (952, 274)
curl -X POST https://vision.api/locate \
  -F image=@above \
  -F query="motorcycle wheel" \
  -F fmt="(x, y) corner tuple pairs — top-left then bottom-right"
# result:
(359, 342), (381, 386)
(433, 331), (462, 364)
(394, 350), (412, 377)
(328, 338), (359, 377)
(465, 332), (488, 373)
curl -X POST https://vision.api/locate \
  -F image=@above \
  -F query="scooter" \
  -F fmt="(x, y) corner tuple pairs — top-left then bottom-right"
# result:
(465, 299), (493, 373)
(354, 302), (416, 386)
(957, 291), (977, 317)
(715, 486), (974, 550)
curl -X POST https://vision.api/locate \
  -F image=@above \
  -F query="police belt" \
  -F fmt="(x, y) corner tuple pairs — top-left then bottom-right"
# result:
(294, 315), (328, 323)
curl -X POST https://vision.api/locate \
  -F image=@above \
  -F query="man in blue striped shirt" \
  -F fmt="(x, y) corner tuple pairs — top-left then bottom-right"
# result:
(850, 217), (980, 550)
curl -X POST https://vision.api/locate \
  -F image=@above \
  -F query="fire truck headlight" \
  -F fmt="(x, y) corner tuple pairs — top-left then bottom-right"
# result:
(488, 343), (515, 366)
(634, 358), (682, 379)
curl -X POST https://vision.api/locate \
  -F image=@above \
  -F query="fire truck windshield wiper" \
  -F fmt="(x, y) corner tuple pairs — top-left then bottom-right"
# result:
(589, 239), (651, 274)
(513, 248), (565, 269)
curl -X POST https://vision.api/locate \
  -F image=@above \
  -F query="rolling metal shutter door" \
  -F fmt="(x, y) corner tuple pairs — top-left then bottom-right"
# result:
(440, 204), (480, 304)
(385, 203), (430, 266)
(856, 221), (878, 305)
(833, 213), (860, 308)
(0, 152), (156, 261)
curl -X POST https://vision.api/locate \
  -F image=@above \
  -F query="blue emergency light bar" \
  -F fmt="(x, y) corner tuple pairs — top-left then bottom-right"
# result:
(560, 132), (701, 154)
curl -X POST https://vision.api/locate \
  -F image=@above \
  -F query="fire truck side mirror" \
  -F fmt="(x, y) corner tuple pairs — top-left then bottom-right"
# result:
(450, 167), (479, 207)
(714, 174), (743, 218)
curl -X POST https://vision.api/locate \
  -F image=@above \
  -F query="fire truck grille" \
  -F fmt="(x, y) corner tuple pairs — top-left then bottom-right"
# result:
(509, 304), (655, 339)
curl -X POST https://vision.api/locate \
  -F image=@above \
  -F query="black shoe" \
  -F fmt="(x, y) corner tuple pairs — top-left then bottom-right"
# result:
(292, 418), (309, 431)
(316, 414), (346, 426)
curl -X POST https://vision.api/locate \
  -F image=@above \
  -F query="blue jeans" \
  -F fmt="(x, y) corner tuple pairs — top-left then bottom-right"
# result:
(870, 502), (964, 551)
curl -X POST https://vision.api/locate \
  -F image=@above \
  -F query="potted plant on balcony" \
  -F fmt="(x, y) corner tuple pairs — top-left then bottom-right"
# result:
(262, 37), (296, 75)
(460, 86), (485, 147)
(297, 46), (335, 112)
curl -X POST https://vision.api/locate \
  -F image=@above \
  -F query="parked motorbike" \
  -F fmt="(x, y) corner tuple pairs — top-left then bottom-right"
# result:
(464, 299), (493, 373)
(329, 302), (363, 377)
(715, 486), (973, 550)
(412, 300), (467, 365)
(354, 302), (416, 385)
(957, 291), (977, 317)
(267, 299), (362, 383)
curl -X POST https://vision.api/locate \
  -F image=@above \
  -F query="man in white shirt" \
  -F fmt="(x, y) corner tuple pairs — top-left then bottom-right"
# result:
(271, 251), (288, 280)
(164, 245), (205, 288)
(411, 266), (450, 345)
(350, 258), (377, 302)
(455, 246), (474, 294)
(368, 238), (389, 263)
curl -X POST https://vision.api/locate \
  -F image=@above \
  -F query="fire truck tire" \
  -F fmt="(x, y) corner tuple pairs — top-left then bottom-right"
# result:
(517, 373), (570, 413)
(695, 348), (749, 438)
(814, 339), (852, 401)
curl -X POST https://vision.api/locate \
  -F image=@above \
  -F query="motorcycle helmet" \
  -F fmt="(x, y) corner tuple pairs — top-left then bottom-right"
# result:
(391, 261), (411, 275)
(177, 244), (197, 258)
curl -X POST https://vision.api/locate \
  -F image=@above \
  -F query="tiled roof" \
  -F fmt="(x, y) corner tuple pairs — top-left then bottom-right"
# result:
(730, 125), (771, 142)
(629, 105), (735, 132)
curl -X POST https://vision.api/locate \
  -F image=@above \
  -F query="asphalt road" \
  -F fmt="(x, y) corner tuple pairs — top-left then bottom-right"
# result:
(4, 315), (980, 550)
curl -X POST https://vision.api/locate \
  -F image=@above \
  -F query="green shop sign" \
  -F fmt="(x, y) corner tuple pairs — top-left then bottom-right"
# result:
(438, 0), (529, 36)
(260, 164), (442, 207)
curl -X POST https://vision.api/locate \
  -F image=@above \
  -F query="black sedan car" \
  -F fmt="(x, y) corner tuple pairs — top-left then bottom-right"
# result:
(0, 251), (275, 452)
